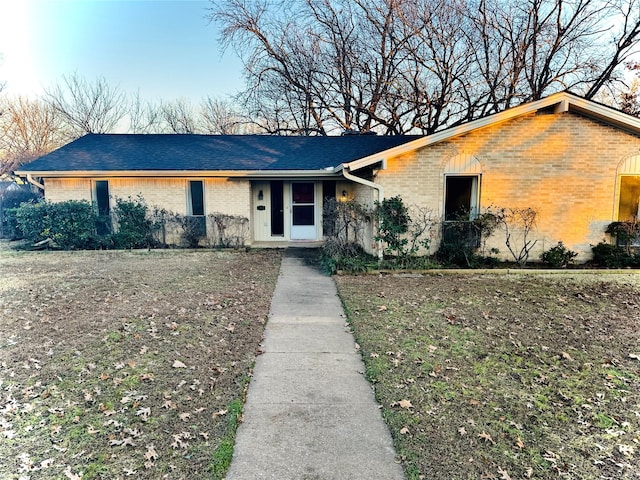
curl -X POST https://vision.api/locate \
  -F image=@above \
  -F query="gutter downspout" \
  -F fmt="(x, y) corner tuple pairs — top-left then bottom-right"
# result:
(25, 174), (45, 191)
(341, 166), (385, 261)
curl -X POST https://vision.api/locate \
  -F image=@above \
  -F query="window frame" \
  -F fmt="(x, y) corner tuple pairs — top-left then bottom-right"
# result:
(443, 174), (480, 222)
(187, 180), (205, 217)
(187, 180), (206, 239)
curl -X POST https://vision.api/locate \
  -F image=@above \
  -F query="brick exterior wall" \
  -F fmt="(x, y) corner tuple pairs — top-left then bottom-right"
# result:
(42, 176), (251, 246)
(45, 178), (92, 202)
(204, 178), (250, 217)
(375, 111), (640, 261)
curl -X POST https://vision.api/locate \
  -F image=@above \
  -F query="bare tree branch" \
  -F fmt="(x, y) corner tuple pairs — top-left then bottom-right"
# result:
(128, 91), (162, 134)
(0, 96), (69, 174)
(44, 74), (127, 136)
(159, 98), (200, 134)
(208, 0), (640, 134)
(586, 0), (640, 98)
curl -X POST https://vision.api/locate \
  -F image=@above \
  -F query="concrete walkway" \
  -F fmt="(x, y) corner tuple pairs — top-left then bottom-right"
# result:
(225, 248), (405, 480)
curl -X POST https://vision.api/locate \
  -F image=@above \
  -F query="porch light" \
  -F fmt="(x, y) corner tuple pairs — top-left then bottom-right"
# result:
(258, 190), (264, 201)
(341, 190), (348, 201)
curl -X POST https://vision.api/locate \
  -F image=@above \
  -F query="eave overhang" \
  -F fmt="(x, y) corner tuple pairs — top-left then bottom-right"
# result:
(14, 169), (344, 179)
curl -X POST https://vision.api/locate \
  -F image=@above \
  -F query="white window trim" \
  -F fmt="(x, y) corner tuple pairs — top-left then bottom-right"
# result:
(443, 174), (481, 221)
(187, 179), (205, 216)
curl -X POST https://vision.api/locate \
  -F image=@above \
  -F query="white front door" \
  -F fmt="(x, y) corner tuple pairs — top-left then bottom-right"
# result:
(290, 182), (317, 240)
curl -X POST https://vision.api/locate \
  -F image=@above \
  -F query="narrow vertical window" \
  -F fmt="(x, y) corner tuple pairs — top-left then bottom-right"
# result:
(94, 180), (111, 235)
(270, 180), (284, 236)
(95, 180), (110, 216)
(322, 180), (337, 237)
(189, 180), (205, 216)
(187, 180), (206, 239)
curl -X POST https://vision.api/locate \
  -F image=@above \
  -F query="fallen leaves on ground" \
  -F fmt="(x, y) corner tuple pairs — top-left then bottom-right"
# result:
(337, 273), (640, 479)
(0, 248), (281, 479)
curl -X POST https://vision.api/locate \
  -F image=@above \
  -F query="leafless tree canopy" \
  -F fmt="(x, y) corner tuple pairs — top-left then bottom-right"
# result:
(200, 96), (249, 134)
(158, 99), (200, 134)
(128, 91), (163, 134)
(208, 0), (640, 135)
(44, 74), (128, 137)
(0, 96), (70, 175)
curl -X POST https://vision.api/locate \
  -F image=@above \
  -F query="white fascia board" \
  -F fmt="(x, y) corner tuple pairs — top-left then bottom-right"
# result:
(567, 98), (640, 134)
(14, 169), (342, 179)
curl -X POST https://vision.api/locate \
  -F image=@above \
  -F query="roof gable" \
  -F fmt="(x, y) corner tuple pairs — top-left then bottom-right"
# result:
(343, 92), (640, 172)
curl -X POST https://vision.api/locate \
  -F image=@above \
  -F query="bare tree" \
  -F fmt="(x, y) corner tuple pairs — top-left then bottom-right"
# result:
(128, 91), (163, 134)
(0, 96), (69, 174)
(44, 74), (127, 137)
(620, 61), (640, 115)
(159, 98), (200, 134)
(586, 0), (640, 99)
(200, 96), (248, 134)
(211, 0), (331, 134)
(209, 0), (640, 134)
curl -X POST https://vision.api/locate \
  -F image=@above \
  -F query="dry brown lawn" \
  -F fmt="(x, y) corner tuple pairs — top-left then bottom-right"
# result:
(336, 272), (640, 480)
(0, 244), (281, 479)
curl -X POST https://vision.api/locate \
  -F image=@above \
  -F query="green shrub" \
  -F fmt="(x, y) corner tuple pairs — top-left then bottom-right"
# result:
(541, 242), (578, 268)
(111, 196), (157, 249)
(0, 187), (40, 239)
(375, 196), (410, 258)
(15, 200), (101, 249)
(590, 242), (635, 268)
(1, 207), (21, 239)
(605, 221), (639, 253)
(320, 239), (376, 274)
(436, 210), (500, 268)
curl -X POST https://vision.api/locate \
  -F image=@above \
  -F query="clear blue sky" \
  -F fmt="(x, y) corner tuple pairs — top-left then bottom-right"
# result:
(0, 0), (244, 103)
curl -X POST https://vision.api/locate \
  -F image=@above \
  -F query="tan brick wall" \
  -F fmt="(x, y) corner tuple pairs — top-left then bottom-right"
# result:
(376, 111), (640, 261)
(107, 178), (187, 214)
(45, 178), (92, 203)
(44, 177), (250, 217)
(204, 178), (250, 217)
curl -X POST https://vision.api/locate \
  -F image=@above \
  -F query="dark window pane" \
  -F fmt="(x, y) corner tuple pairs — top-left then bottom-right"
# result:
(95, 180), (110, 215)
(323, 180), (336, 201)
(95, 180), (111, 235)
(292, 183), (314, 204)
(190, 181), (204, 216)
(271, 180), (284, 235)
(293, 205), (314, 225)
(445, 177), (473, 221)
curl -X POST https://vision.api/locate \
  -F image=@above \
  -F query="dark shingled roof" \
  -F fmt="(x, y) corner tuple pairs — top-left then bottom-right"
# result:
(19, 134), (423, 172)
